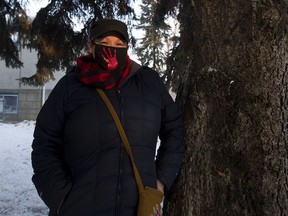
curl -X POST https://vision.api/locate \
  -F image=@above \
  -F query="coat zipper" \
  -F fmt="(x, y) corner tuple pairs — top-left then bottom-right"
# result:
(56, 198), (65, 215)
(115, 88), (125, 216)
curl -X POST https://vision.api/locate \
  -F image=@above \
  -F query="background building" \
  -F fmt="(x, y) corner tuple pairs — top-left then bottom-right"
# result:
(0, 49), (64, 122)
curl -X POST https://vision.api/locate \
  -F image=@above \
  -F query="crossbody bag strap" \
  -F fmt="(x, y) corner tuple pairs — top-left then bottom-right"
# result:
(96, 88), (145, 192)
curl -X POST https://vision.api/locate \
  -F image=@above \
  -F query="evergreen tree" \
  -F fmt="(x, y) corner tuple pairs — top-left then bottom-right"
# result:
(0, 0), (30, 68)
(135, 0), (171, 77)
(1, 0), (134, 86)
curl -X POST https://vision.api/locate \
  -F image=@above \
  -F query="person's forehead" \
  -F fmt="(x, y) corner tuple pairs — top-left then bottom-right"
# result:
(99, 35), (123, 41)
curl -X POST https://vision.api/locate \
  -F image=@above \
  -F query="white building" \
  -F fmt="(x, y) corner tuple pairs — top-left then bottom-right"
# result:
(0, 48), (64, 122)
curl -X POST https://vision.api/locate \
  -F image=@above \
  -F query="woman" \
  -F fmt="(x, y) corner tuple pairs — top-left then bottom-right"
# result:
(31, 19), (185, 216)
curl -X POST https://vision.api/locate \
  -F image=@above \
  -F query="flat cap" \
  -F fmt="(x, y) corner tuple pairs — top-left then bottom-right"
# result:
(90, 19), (129, 42)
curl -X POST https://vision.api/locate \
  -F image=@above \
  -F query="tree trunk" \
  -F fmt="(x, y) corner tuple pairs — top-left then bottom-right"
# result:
(164, 0), (288, 215)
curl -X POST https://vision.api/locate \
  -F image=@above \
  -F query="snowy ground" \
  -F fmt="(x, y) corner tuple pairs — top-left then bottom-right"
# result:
(0, 120), (162, 216)
(0, 121), (48, 216)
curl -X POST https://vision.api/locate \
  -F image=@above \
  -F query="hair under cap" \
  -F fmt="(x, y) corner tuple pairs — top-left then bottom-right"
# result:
(90, 19), (129, 43)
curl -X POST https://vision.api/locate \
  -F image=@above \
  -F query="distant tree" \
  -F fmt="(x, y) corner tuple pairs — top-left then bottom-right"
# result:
(135, 0), (172, 79)
(162, 18), (179, 90)
(152, 0), (180, 91)
(1, 0), (134, 86)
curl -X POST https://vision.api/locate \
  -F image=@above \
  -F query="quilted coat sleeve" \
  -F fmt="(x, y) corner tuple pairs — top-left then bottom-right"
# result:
(155, 78), (185, 190)
(31, 75), (72, 213)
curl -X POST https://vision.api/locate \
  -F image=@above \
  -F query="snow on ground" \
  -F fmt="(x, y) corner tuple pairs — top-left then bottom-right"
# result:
(0, 120), (161, 216)
(0, 121), (48, 216)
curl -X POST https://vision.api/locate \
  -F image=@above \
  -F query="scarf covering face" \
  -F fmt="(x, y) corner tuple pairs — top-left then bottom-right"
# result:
(76, 44), (130, 89)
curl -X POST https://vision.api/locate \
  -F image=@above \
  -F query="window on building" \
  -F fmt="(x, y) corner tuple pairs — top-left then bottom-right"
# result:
(0, 94), (18, 114)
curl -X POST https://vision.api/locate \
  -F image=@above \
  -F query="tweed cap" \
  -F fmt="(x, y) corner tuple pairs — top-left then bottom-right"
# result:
(90, 19), (129, 42)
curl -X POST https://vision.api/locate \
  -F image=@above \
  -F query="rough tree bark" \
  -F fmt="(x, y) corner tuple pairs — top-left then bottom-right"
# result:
(164, 0), (288, 215)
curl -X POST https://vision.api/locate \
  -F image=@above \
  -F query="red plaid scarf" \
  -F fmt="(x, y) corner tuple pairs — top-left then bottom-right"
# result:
(75, 55), (131, 89)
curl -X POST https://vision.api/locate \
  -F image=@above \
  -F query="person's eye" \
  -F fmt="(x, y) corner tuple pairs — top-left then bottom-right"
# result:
(95, 40), (108, 45)
(115, 42), (126, 47)
(100, 42), (108, 45)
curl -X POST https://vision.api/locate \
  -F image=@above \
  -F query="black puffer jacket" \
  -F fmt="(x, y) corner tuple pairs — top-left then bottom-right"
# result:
(31, 61), (185, 216)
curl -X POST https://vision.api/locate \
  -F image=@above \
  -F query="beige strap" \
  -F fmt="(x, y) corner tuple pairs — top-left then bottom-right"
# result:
(96, 88), (145, 192)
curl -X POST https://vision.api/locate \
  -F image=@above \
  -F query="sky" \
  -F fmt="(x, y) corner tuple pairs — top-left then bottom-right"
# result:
(26, 0), (49, 17)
